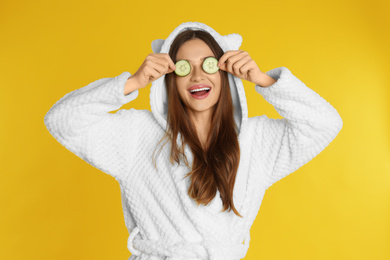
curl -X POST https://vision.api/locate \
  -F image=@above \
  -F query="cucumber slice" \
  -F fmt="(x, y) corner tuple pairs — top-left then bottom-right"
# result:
(174, 60), (191, 76)
(203, 57), (219, 74)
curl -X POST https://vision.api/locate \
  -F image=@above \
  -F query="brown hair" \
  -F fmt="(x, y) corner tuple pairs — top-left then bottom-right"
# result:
(152, 29), (242, 218)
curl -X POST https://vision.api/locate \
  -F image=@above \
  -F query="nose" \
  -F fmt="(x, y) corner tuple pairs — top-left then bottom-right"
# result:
(190, 63), (205, 81)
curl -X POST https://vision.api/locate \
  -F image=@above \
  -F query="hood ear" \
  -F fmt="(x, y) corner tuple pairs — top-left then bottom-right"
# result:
(151, 39), (165, 53)
(222, 33), (243, 50)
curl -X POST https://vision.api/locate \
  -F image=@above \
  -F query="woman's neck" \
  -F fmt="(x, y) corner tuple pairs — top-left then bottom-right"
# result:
(188, 111), (211, 150)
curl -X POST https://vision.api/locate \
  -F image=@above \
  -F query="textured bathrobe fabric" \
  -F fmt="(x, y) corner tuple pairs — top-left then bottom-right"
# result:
(44, 21), (343, 260)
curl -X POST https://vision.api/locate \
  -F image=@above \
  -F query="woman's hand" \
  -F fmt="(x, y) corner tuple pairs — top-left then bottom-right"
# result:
(131, 53), (176, 89)
(217, 50), (264, 85)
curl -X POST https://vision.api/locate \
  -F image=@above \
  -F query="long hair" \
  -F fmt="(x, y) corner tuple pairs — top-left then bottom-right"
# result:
(152, 29), (242, 218)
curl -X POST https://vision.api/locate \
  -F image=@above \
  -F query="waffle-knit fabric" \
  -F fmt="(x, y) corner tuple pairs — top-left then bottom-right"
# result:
(44, 22), (343, 260)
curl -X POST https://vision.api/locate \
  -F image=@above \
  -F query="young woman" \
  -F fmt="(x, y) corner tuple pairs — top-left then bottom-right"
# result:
(44, 21), (343, 260)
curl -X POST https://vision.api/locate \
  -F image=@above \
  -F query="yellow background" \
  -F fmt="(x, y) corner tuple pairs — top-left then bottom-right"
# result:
(1, 0), (389, 259)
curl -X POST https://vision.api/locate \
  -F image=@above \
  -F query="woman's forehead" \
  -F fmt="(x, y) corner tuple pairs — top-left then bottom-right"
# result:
(177, 55), (215, 63)
(176, 39), (214, 60)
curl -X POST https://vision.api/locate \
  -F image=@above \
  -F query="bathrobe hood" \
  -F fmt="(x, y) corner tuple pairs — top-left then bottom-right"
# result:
(149, 21), (248, 136)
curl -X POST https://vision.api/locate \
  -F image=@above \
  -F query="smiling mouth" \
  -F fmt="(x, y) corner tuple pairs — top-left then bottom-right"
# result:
(189, 88), (211, 99)
(189, 88), (210, 94)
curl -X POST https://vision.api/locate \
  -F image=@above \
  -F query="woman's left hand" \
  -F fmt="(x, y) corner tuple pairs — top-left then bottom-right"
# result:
(217, 50), (264, 85)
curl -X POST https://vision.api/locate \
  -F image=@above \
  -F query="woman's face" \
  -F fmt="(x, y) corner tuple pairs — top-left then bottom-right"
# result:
(174, 38), (222, 116)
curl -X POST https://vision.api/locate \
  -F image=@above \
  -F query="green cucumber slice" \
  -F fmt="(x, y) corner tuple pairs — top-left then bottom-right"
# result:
(174, 60), (191, 76)
(203, 57), (219, 74)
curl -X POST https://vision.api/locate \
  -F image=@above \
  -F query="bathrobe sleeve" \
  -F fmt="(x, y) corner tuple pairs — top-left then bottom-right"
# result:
(253, 67), (343, 189)
(44, 71), (140, 181)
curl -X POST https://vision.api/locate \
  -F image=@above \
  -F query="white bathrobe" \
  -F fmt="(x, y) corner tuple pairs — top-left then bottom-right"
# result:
(44, 21), (343, 260)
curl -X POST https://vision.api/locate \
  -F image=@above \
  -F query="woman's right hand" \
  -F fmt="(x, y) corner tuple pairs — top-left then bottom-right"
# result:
(130, 53), (176, 89)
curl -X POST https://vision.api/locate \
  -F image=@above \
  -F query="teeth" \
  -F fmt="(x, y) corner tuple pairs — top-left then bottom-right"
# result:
(189, 87), (210, 93)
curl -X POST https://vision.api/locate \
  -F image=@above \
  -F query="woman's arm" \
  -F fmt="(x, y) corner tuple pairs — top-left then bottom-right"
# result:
(124, 75), (142, 95)
(252, 67), (343, 189)
(44, 72), (141, 181)
(253, 72), (277, 88)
